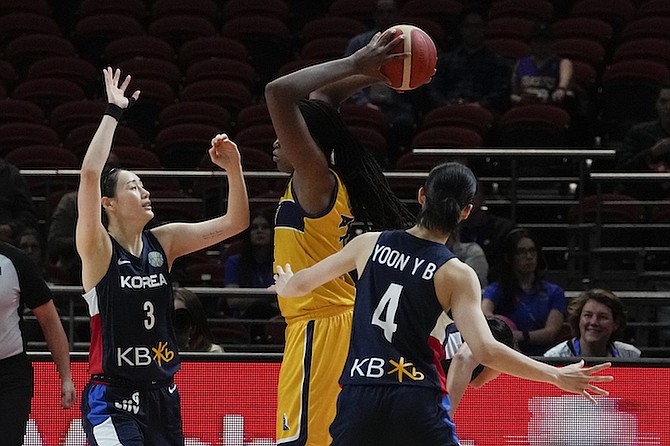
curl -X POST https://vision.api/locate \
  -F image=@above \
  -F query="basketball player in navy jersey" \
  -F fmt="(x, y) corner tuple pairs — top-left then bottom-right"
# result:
(77, 67), (249, 445)
(273, 162), (613, 445)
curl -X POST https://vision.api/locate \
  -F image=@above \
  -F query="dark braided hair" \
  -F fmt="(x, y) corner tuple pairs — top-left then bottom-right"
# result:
(298, 99), (414, 230)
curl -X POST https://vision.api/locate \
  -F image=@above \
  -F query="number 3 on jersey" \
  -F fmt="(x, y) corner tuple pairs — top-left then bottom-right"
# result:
(371, 283), (402, 342)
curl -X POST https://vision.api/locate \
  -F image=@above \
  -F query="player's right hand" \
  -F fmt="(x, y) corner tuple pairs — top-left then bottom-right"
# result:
(555, 360), (613, 404)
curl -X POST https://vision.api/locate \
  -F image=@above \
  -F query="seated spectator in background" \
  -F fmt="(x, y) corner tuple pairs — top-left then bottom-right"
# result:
(447, 227), (489, 288)
(428, 6), (509, 114)
(0, 158), (38, 243)
(47, 154), (120, 283)
(47, 191), (79, 284)
(439, 315), (516, 418)
(615, 85), (670, 198)
(222, 210), (276, 319)
(173, 287), (224, 352)
(459, 186), (514, 283)
(482, 228), (567, 356)
(344, 0), (423, 163)
(224, 209), (274, 289)
(544, 288), (641, 358)
(16, 227), (60, 286)
(510, 22), (574, 107)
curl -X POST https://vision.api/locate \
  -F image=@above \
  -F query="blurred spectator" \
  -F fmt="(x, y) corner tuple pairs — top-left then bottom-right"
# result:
(510, 22), (574, 107)
(458, 185), (514, 283)
(47, 154), (120, 283)
(447, 227), (489, 288)
(544, 289), (641, 358)
(482, 228), (567, 356)
(0, 158), (38, 243)
(617, 85), (670, 173)
(223, 210), (274, 289)
(47, 191), (79, 284)
(344, 0), (424, 162)
(173, 287), (224, 352)
(222, 210), (279, 331)
(427, 6), (510, 113)
(15, 227), (69, 286)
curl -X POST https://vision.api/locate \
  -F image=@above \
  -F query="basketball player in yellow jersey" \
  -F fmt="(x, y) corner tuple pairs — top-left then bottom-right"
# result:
(266, 29), (415, 445)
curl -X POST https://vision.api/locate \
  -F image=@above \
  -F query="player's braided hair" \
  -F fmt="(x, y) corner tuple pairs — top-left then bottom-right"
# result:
(298, 99), (414, 230)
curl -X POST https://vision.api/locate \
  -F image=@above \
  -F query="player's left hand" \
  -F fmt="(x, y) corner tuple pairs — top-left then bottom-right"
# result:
(209, 133), (242, 171)
(61, 378), (77, 409)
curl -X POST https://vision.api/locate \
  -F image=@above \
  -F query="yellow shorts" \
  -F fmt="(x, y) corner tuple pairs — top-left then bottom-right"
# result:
(276, 310), (352, 446)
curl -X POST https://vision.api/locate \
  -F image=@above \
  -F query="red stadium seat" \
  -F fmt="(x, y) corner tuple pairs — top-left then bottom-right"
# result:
(612, 38), (670, 67)
(154, 123), (222, 168)
(73, 13), (144, 62)
(0, 123), (60, 157)
(234, 125), (277, 154)
(485, 17), (536, 41)
(177, 37), (250, 67)
(235, 103), (273, 133)
(0, 99), (45, 124)
(496, 104), (571, 147)
(551, 17), (613, 46)
(222, 0), (290, 22)
(4, 35), (76, 77)
(158, 101), (231, 130)
(104, 36), (176, 65)
(150, 0), (218, 20)
(488, 0), (554, 21)
(180, 80), (252, 117)
(300, 37), (351, 61)
(116, 57), (182, 89)
(327, 0), (378, 23)
(301, 17), (368, 43)
(420, 104), (494, 137)
(26, 57), (99, 95)
(49, 100), (107, 138)
(184, 58), (258, 89)
(64, 124), (141, 156)
(77, 0), (147, 21)
(4, 145), (79, 169)
(148, 14), (217, 50)
(620, 17), (670, 41)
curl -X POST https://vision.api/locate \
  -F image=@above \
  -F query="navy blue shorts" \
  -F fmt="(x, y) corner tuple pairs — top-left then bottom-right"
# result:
(330, 385), (459, 446)
(81, 378), (183, 446)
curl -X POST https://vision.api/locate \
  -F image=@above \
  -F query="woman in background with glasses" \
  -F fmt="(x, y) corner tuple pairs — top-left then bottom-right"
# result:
(482, 228), (567, 355)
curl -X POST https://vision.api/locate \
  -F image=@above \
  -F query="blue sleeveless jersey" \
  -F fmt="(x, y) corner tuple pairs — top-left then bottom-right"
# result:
(340, 230), (456, 390)
(83, 231), (180, 382)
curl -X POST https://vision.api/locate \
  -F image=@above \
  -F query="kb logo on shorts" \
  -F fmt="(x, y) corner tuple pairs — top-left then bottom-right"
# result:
(117, 341), (175, 367)
(350, 356), (425, 382)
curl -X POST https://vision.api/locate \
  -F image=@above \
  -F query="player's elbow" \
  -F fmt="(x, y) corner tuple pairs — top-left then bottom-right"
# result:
(470, 343), (497, 366)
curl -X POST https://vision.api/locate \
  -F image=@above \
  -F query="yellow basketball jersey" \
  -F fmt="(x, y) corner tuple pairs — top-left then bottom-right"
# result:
(274, 170), (355, 321)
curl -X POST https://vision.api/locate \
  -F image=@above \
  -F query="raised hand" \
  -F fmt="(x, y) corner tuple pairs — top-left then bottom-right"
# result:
(350, 28), (408, 81)
(102, 66), (140, 109)
(554, 360), (613, 404)
(209, 133), (242, 171)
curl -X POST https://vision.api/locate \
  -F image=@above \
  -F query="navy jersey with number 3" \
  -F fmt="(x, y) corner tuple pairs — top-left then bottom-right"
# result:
(83, 231), (179, 382)
(341, 230), (456, 390)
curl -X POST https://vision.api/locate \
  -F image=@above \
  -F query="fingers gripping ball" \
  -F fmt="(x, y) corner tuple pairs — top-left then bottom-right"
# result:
(381, 24), (438, 91)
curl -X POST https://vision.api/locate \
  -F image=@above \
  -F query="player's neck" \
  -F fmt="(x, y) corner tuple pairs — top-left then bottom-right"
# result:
(407, 226), (448, 245)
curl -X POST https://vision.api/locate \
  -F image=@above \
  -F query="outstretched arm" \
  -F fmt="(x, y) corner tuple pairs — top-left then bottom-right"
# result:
(152, 134), (249, 263)
(446, 342), (478, 418)
(32, 301), (76, 409)
(76, 67), (140, 291)
(271, 232), (381, 297)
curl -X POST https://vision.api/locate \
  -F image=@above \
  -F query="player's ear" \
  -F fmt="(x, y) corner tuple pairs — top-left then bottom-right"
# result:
(417, 187), (426, 205)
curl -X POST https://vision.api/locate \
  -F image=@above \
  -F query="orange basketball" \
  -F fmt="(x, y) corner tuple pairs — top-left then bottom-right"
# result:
(380, 24), (438, 91)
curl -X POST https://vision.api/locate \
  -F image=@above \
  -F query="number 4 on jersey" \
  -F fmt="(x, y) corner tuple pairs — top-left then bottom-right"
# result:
(371, 283), (403, 343)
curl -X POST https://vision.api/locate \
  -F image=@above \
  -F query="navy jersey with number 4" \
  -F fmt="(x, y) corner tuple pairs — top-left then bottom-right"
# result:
(83, 231), (179, 382)
(340, 230), (456, 390)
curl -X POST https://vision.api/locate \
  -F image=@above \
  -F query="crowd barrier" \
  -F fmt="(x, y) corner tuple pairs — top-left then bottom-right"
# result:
(27, 353), (670, 446)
